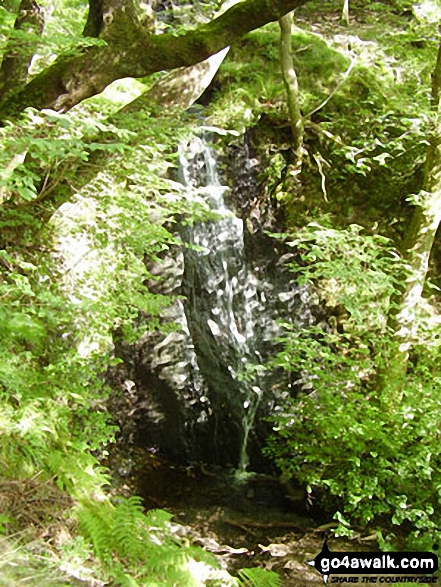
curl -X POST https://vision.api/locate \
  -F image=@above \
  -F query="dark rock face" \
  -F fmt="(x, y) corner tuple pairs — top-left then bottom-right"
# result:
(114, 134), (314, 471)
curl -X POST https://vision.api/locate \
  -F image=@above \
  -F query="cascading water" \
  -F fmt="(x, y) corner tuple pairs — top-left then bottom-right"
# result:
(178, 135), (265, 470)
(131, 132), (314, 471)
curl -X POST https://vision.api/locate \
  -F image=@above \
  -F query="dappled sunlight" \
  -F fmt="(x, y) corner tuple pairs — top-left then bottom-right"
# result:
(413, 0), (441, 23)
(2, 0), (441, 585)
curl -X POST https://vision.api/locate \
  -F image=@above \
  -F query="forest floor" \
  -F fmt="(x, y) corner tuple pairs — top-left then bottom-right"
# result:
(124, 455), (381, 586)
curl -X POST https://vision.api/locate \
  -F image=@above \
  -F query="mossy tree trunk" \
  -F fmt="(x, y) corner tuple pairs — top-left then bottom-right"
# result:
(279, 11), (304, 163)
(381, 40), (441, 398)
(0, 0), (310, 245)
(0, 0), (44, 101)
(0, 0), (309, 122)
(0, 49), (229, 247)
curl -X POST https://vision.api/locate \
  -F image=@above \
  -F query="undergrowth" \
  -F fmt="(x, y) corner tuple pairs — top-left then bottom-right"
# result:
(266, 223), (441, 549)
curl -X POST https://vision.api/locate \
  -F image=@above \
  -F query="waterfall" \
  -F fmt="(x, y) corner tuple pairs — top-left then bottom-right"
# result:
(179, 135), (264, 471)
(133, 132), (314, 471)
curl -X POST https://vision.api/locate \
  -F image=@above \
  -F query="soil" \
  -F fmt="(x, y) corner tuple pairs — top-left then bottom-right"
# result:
(128, 457), (380, 586)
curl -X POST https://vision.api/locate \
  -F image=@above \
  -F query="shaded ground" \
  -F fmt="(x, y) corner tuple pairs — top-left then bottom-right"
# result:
(133, 460), (381, 586)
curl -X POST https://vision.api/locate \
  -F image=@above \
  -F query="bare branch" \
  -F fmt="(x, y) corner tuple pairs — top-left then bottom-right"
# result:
(279, 11), (303, 157)
(303, 57), (356, 120)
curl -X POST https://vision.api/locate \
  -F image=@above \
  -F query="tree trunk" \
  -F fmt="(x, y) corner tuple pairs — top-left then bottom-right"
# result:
(0, 49), (230, 247)
(279, 11), (303, 160)
(0, 0), (309, 122)
(0, 0), (44, 101)
(381, 40), (441, 397)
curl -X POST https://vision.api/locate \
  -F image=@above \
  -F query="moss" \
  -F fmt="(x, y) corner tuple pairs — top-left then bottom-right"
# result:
(206, 24), (353, 132)
(200, 0), (432, 243)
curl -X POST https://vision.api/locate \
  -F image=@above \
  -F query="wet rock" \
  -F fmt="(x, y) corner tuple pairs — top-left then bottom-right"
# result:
(112, 134), (315, 471)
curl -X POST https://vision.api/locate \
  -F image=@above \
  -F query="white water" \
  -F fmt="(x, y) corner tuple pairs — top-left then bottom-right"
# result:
(179, 135), (265, 470)
(145, 134), (313, 469)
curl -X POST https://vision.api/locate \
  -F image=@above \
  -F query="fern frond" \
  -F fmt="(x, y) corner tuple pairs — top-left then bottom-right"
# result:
(238, 567), (282, 587)
(111, 564), (141, 587)
(112, 497), (148, 560)
(144, 508), (173, 527)
(77, 502), (114, 563)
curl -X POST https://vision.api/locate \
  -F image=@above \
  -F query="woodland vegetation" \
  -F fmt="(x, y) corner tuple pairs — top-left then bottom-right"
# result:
(1, 0), (441, 585)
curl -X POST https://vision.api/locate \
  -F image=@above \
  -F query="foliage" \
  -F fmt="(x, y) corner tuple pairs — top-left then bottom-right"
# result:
(209, 24), (350, 130)
(3, 0), (441, 582)
(0, 535), (79, 586)
(281, 222), (400, 330)
(208, 4), (438, 245)
(76, 497), (236, 586)
(0, 96), (186, 497)
(0, 244), (115, 492)
(0, 41), (279, 587)
(237, 567), (282, 587)
(265, 223), (441, 548)
(1, 0), (93, 82)
(0, 107), (130, 204)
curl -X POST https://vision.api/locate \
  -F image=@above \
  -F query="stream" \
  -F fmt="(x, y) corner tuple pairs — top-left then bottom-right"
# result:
(137, 457), (321, 585)
(134, 457), (376, 586)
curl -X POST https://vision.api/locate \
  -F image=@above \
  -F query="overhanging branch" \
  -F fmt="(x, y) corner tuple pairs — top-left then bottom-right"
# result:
(0, 0), (309, 121)
(0, 49), (231, 244)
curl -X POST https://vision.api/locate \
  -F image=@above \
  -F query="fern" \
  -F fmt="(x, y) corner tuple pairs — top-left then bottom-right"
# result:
(112, 496), (149, 561)
(238, 567), (282, 587)
(76, 497), (254, 586)
(111, 565), (141, 587)
(77, 501), (115, 563)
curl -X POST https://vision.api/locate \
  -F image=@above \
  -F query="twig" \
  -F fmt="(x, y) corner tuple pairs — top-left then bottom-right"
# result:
(312, 152), (330, 202)
(303, 58), (356, 120)
(223, 519), (260, 537)
(305, 120), (345, 146)
(224, 518), (302, 533)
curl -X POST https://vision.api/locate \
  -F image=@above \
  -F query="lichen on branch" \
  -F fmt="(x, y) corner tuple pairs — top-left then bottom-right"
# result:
(0, 0), (309, 122)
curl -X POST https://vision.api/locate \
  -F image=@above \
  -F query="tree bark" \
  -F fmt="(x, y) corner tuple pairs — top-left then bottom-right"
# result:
(0, 0), (309, 122)
(279, 12), (303, 159)
(0, 0), (44, 101)
(381, 39), (441, 396)
(82, 0), (105, 37)
(0, 49), (230, 246)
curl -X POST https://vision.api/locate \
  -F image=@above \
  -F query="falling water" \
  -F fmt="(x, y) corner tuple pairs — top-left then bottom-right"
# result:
(179, 135), (265, 471)
(137, 133), (314, 470)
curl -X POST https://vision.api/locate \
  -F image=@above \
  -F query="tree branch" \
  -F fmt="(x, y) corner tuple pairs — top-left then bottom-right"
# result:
(279, 12), (303, 157)
(0, 49), (230, 245)
(82, 0), (104, 37)
(0, 0), (309, 122)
